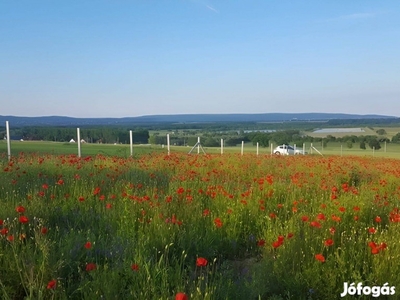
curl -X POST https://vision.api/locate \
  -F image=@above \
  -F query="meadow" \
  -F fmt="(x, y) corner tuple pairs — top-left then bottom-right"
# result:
(3, 139), (400, 159)
(1, 149), (400, 299)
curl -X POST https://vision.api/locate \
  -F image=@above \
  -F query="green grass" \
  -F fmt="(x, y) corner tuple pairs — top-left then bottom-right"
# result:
(0, 141), (164, 158)
(2, 140), (400, 160)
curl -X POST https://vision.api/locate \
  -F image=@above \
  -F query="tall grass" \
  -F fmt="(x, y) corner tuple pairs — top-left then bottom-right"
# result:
(1, 152), (400, 299)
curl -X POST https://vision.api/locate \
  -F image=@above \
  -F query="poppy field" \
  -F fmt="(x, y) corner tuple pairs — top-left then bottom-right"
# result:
(1, 152), (400, 299)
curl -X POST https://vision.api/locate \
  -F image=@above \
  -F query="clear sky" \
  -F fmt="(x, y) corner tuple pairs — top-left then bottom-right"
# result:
(1, 0), (399, 118)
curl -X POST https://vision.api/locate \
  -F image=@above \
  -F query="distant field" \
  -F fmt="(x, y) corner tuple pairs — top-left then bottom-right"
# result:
(306, 126), (400, 139)
(2, 140), (400, 159)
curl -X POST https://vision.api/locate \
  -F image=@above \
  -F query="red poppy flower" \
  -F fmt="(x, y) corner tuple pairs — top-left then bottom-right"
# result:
(287, 232), (294, 239)
(41, 227), (48, 235)
(317, 213), (326, 220)
(0, 219), (3, 226)
(46, 279), (57, 290)
(0, 228), (9, 235)
(301, 215), (309, 222)
(368, 241), (387, 254)
(86, 263), (97, 272)
(196, 257), (208, 267)
(368, 227), (376, 234)
(324, 239), (334, 247)
(93, 187), (101, 196)
(19, 216), (29, 224)
(214, 218), (223, 228)
(175, 292), (188, 300)
(272, 240), (283, 249)
(7, 235), (14, 242)
(84, 242), (92, 249)
(257, 239), (266, 247)
(315, 254), (325, 262)
(375, 216), (382, 223)
(131, 264), (139, 271)
(310, 221), (321, 228)
(16, 205), (25, 213)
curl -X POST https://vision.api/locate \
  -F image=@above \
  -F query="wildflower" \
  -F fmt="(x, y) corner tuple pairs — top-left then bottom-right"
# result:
(324, 239), (334, 247)
(196, 257), (208, 267)
(175, 292), (188, 300)
(19, 216), (29, 224)
(368, 241), (387, 254)
(368, 227), (377, 234)
(0, 228), (9, 235)
(310, 221), (321, 228)
(131, 264), (139, 271)
(84, 242), (92, 249)
(85, 263), (97, 271)
(315, 254), (325, 262)
(301, 215), (309, 222)
(41, 227), (48, 234)
(214, 218), (223, 228)
(7, 235), (14, 242)
(317, 213), (326, 220)
(375, 216), (382, 223)
(287, 232), (294, 239)
(46, 279), (57, 290)
(93, 187), (101, 196)
(272, 239), (283, 249)
(78, 196), (85, 202)
(16, 205), (25, 213)
(257, 239), (266, 247)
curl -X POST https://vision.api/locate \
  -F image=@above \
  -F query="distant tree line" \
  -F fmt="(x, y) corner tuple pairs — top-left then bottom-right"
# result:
(148, 129), (400, 151)
(7, 127), (149, 144)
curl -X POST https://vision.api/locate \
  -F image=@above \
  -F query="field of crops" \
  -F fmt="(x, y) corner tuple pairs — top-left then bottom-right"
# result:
(1, 151), (400, 299)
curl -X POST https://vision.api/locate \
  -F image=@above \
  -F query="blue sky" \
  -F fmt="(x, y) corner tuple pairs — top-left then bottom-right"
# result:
(1, 0), (399, 118)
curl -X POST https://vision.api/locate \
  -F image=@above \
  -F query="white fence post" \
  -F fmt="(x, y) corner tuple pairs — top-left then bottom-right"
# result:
(130, 130), (133, 157)
(270, 143), (273, 155)
(6, 121), (11, 161)
(167, 134), (170, 155)
(197, 137), (200, 154)
(241, 141), (244, 155)
(256, 142), (259, 156)
(221, 139), (223, 155)
(77, 128), (81, 158)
